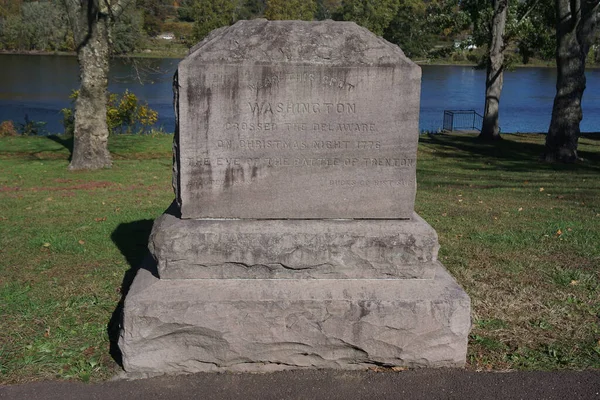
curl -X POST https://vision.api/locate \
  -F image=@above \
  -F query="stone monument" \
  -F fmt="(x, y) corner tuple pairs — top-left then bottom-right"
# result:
(119, 19), (471, 374)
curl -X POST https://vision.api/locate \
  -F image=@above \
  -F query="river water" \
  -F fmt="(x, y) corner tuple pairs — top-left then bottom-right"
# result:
(0, 54), (599, 134)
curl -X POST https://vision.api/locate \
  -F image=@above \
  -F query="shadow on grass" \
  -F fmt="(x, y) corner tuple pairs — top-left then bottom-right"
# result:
(107, 219), (156, 368)
(46, 135), (73, 160)
(420, 133), (600, 172)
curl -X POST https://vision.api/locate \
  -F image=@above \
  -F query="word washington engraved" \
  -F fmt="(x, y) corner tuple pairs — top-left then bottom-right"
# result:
(248, 102), (357, 115)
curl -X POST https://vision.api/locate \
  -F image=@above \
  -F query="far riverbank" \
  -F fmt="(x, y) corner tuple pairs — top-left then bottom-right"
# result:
(4, 49), (600, 69)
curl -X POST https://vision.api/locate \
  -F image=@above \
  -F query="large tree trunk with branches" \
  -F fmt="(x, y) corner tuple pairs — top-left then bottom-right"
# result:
(64, 0), (132, 170)
(480, 0), (508, 141)
(542, 0), (599, 162)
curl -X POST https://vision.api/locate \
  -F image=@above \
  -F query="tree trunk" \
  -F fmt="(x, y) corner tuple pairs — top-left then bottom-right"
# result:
(479, 0), (508, 141)
(542, 0), (599, 162)
(68, 15), (111, 170)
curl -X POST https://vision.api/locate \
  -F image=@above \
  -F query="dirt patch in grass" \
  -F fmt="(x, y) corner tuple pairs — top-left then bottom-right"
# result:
(1, 181), (114, 192)
(111, 152), (172, 160)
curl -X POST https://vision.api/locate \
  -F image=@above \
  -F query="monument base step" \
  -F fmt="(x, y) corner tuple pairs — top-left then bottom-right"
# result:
(119, 262), (471, 374)
(149, 203), (440, 280)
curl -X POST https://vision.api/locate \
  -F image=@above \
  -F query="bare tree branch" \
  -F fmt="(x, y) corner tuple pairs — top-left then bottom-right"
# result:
(61, 0), (84, 43)
(517, 0), (541, 24)
(104, 0), (135, 21)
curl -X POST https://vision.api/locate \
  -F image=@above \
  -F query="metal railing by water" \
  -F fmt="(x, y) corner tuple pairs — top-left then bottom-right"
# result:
(443, 110), (483, 132)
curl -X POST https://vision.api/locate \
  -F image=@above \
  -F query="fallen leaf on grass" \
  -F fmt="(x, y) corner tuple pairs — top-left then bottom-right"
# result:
(42, 243), (51, 248)
(539, 188), (545, 192)
(518, 207), (523, 212)
(570, 280), (579, 286)
(78, 240), (85, 245)
(94, 217), (106, 222)
(83, 346), (95, 357)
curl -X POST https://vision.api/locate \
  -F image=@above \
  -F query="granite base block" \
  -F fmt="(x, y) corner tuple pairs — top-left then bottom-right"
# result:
(119, 264), (471, 374)
(149, 205), (440, 280)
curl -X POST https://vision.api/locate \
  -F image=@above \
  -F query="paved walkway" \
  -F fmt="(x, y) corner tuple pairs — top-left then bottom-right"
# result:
(2, 369), (600, 399)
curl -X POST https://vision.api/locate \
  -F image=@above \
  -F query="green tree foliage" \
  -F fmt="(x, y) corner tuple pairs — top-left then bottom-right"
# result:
(316, 0), (342, 19)
(0, 0), (22, 18)
(177, 0), (195, 21)
(591, 42), (600, 64)
(0, 0), (140, 53)
(0, 1), (71, 51)
(465, 0), (556, 64)
(264, 0), (316, 20)
(236, 0), (266, 19)
(111, 8), (145, 54)
(138, 0), (169, 36)
(461, 0), (489, 34)
(426, 0), (470, 40)
(22, 2), (70, 51)
(341, 0), (399, 35)
(512, 0), (555, 62)
(191, 0), (236, 40)
(0, 14), (23, 49)
(383, 0), (434, 57)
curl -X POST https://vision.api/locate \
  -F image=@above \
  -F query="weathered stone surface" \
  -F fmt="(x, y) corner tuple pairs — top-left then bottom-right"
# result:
(119, 20), (471, 375)
(174, 19), (421, 219)
(119, 263), (471, 374)
(150, 203), (439, 280)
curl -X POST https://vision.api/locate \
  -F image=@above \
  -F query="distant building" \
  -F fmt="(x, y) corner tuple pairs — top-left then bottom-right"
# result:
(157, 32), (175, 40)
(454, 36), (477, 50)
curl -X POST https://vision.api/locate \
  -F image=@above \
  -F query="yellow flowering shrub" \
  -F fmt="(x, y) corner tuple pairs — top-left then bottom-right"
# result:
(62, 89), (159, 135)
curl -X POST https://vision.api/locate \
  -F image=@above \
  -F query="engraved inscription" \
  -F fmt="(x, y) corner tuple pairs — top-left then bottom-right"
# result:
(224, 122), (377, 133)
(246, 72), (356, 92)
(312, 123), (376, 132)
(330, 179), (411, 187)
(248, 102), (356, 115)
(225, 122), (278, 131)
(215, 139), (381, 150)
(186, 157), (414, 168)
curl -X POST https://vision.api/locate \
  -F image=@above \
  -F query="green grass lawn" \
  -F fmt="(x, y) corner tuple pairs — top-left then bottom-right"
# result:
(0, 133), (599, 384)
